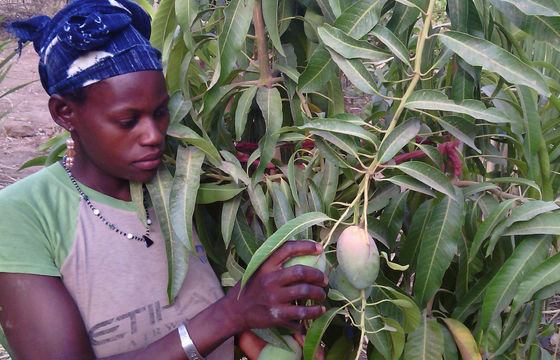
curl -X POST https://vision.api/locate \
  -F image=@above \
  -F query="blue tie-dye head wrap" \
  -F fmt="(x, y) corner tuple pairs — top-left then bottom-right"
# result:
(8, 0), (162, 95)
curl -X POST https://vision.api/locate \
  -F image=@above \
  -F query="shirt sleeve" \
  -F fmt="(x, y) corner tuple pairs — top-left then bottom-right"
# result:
(0, 193), (61, 277)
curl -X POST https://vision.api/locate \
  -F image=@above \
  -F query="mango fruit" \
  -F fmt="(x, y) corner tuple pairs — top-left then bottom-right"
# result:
(257, 335), (302, 360)
(336, 225), (379, 289)
(330, 267), (372, 301)
(283, 252), (327, 273)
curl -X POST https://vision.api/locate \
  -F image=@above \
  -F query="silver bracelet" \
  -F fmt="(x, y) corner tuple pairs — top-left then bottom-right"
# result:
(177, 322), (204, 360)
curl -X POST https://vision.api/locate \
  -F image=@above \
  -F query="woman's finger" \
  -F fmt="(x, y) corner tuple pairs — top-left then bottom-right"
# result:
(263, 240), (323, 269)
(261, 265), (328, 288)
(274, 283), (326, 303)
(273, 304), (326, 322)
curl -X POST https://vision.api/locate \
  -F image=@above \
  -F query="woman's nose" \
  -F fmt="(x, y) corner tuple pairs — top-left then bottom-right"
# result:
(139, 117), (166, 146)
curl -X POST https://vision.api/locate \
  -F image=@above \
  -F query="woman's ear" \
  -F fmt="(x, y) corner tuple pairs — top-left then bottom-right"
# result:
(48, 94), (77, 131)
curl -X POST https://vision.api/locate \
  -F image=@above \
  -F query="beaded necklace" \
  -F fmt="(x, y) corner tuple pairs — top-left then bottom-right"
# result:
(62, 156), (154, 247)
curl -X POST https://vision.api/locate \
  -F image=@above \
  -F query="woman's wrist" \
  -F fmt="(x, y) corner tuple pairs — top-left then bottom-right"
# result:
(185, 294), (247, 356)
(177, 323), (204, 360)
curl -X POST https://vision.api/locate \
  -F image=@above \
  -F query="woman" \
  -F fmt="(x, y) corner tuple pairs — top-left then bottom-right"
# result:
(0, 1), (327, 359)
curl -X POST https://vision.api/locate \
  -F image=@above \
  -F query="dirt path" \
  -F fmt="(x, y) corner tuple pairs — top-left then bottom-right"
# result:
(0, 38), (57, 189)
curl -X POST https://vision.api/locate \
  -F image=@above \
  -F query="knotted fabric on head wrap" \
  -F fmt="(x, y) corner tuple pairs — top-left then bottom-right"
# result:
(7, 0), (162, 95)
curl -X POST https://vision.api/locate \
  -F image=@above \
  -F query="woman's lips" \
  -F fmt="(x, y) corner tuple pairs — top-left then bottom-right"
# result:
(132, 157), (162, 170)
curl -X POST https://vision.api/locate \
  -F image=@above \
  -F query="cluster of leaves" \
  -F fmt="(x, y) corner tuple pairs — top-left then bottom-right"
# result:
(25, 0), (560, 358)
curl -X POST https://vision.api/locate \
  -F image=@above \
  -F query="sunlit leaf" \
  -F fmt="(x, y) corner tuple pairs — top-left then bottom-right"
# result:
(240, 212), (331, 289)
(394, 161), (457, 200)
(221, 195), (242, 248)
(403, 315), (444, 360)
(414, 193), (463, 307)
(405, 90), (511, 124)
(147, 166), (189, 300)
(318, 24), (391, 61)
(439, 31), (550, 96)
(378, 118), (420, 163)
(481, 235), (550, 330)
(333, 0), (387, 39)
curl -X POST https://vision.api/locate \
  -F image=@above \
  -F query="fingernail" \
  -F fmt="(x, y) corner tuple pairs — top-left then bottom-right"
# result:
(323, 275), (329, 285)
(321, 306), (326, 313)
(315, 243), (322, 252)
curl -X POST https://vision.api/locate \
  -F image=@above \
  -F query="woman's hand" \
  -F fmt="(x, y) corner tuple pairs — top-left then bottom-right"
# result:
(226, 240), (328, 331)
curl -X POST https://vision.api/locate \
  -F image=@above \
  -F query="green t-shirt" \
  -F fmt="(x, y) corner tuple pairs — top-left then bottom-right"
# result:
(0, 163), (233, 358)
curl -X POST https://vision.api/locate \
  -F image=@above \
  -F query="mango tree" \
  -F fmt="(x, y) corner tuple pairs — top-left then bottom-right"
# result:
(22, 0), (560, 358)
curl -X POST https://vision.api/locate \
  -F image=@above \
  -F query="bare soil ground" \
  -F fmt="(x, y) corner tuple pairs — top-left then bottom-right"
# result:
(0, 38), (58, 190)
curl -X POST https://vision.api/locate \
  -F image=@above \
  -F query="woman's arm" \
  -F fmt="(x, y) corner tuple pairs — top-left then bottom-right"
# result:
(0, 241), (326, 360)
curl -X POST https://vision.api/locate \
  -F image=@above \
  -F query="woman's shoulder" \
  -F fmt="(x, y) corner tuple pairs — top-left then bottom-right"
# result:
(0, 162), (73, 204)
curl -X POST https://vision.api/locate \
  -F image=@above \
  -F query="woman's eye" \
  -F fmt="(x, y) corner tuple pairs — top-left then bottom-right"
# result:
(118, 119), (137, 128)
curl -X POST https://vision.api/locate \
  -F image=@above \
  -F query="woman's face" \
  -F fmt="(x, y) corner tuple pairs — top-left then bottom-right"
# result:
(70, 70), (170, 189)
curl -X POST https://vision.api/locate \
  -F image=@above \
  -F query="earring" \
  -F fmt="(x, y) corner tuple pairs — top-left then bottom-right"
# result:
(65, 137), (75, 169)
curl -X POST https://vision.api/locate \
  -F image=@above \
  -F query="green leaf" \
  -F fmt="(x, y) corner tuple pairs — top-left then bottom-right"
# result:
(441, 325), (459, 360)
(469, 198), (517, 261)
(168, 91), (192, 124)
(438, 116), (480, 154)
(263, 0), (285, 56)
(218, 0), (255, 81)
(451, 266), (499, 322)
(378, 118), (421, 163)
(489, 0), (560, 52)
(167, 123), (221, 165)
(442, 318), (482, 360)
(355, 306), (392, 359)
(221, 195), (242, 248)
(511, 251), (560, 314)
(371, 25), (411, 67)
(130, 181), (147, 226)
(486, 200), (559, 255)
(394, 161), (457, 200)
(218, 154), (251, 186)
(405, 90), (511, 124)
(403, 315), (444, 360)
(413, 194), (463, 307)
(379, 190), (408, 249)
(384, 318), (405, 360)
(487, 177), (541, 195)
(232, 211), (260, 265)
(247, 183), (270, 230)
(299, 118), (378, 145)
(240, 212), (331, 289)
(170, 146), (205, 251)
(319, 159), (339, 209)
(438, 31), (550, 96)
(327, 48), (378, 95)
(235, 86), (257, 141)
(310, 130), (360, 160)
(18, 155), (48, 170)
(150, 0), (176, 50)
(333, 0), (387, 39)
(381, 175), (436, 198)
(268, 179), (295, 229)
(303, 308), (340, 360)
(299, 45), (336, 93)
(146, 166), (189, 301)
(500, 0), (560, 17)
(503, 211), (560, 236)
(254, 87), (283, 182)
(318, 24), (391, 61)
(400, 200), (433, 272)
(196, 183), (245, 204)
(175, 0), (198, 30)
(481, 235), (551, 330)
